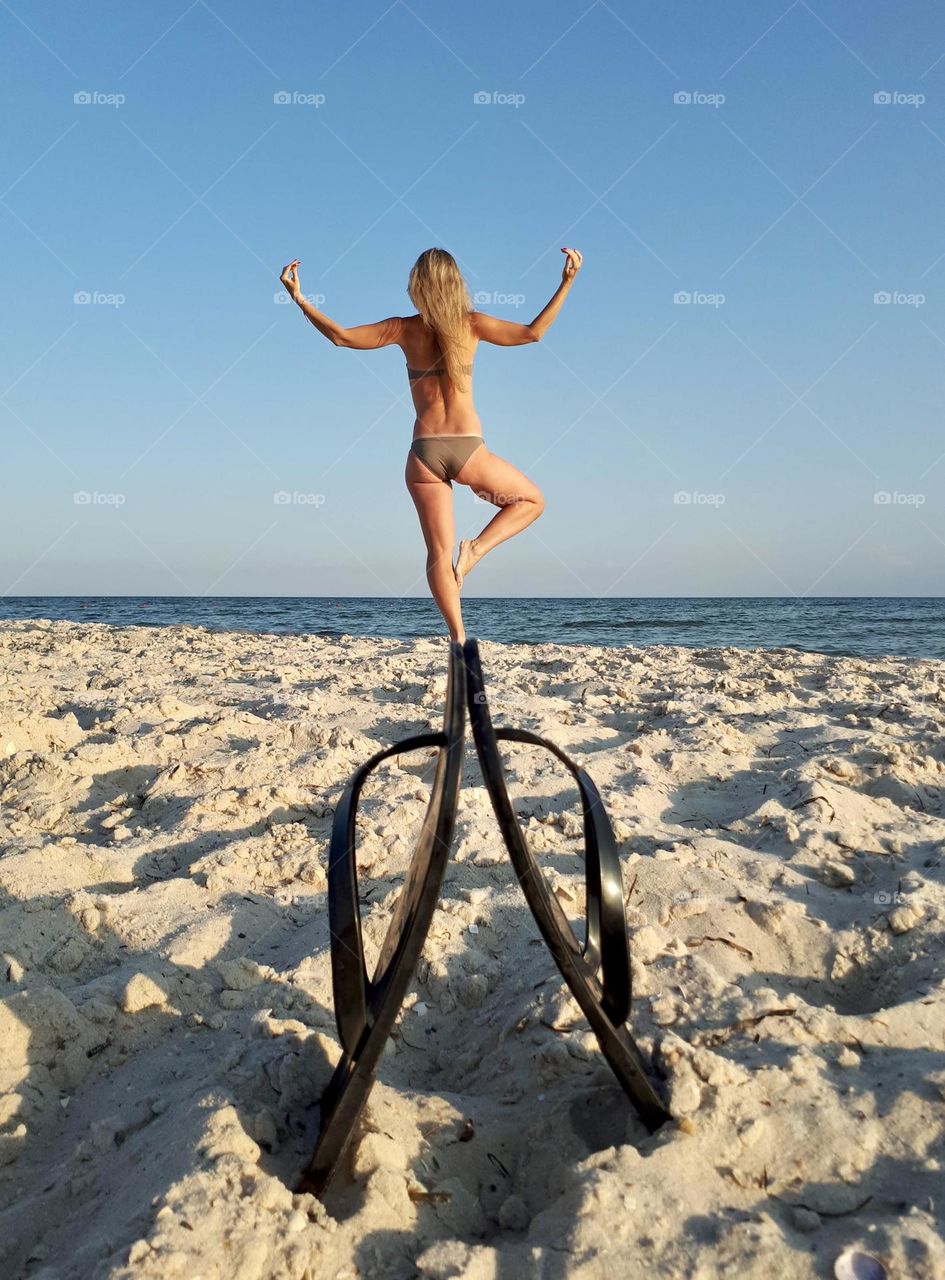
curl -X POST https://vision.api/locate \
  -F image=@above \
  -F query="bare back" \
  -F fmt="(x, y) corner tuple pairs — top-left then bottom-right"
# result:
(400, 314), (481, 438)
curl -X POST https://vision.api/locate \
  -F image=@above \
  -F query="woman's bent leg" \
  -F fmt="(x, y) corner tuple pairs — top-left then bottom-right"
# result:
(452, 446), (544, 587)
(405, 452), (465, 641)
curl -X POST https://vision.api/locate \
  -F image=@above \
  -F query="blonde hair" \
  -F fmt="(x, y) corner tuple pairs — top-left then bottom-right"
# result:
(407, 248), (473, 392)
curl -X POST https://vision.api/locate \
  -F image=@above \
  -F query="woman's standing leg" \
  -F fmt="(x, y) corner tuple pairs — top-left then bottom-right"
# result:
(405, 451), (465, 641)
(452, 445), (545, 588)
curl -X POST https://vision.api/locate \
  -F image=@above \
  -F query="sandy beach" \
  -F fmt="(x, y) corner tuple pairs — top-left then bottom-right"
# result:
(1, 618), (943, 1279)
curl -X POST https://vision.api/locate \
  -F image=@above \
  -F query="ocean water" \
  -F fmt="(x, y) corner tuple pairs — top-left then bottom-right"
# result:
(0, 597), (942, 660)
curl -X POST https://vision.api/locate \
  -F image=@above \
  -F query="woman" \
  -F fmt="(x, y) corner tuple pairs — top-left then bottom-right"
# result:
(279, 246), (582, 642)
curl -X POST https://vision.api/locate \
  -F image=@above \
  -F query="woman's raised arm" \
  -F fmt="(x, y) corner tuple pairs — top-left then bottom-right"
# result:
(471, 312), (539, 346)
(472, 247), (582, 346)
(280, 259), (403, 349)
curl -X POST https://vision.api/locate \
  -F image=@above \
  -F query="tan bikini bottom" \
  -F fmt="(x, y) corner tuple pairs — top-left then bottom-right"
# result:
(410, 434), (484, 483)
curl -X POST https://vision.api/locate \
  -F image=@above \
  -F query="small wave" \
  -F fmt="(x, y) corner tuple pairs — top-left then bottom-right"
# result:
(557, 618), (707, 630)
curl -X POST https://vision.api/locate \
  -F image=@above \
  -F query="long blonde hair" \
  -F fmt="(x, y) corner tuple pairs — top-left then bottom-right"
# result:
(407, 248), (473, 392)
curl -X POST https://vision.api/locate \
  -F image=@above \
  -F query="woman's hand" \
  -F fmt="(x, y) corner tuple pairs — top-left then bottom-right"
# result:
(280, 259), (302, 301)
(560, 246), (583, 283)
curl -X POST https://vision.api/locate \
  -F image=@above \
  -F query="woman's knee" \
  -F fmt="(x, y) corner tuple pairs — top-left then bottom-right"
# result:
(530, 489), (545, 519)
(426, 543), (453, 570)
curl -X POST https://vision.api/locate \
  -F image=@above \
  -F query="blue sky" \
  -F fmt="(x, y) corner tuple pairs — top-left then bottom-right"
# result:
(2, 0), (944, 598)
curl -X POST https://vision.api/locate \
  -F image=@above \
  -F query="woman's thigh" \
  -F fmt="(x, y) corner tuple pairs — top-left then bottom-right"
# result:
(405, 451), (455, 551)
(453, 444), (542, 505)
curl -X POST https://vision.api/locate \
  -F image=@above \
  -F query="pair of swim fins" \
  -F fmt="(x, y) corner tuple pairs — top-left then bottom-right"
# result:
(298, 637), (671, 1195)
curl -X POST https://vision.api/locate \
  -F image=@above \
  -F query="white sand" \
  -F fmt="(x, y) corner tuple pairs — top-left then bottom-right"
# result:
(1, 619), (943, 1279)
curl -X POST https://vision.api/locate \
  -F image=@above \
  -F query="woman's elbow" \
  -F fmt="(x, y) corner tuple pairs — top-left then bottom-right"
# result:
(526, 326), (541, 343)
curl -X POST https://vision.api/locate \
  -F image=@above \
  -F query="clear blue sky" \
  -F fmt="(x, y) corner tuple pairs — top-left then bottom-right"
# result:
(2, 1), (944, 598)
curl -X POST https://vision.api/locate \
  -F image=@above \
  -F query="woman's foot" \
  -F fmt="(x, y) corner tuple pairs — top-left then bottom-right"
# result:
(453, 539), (479, 590)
